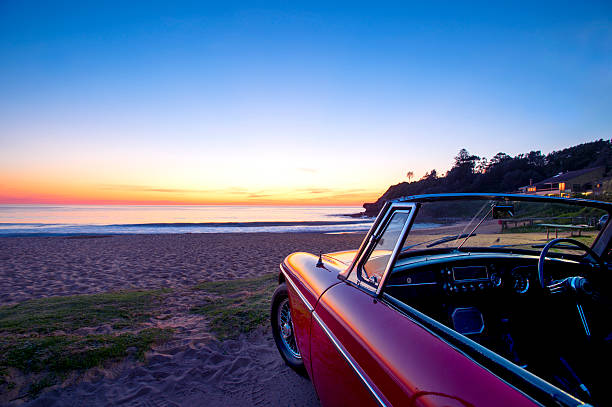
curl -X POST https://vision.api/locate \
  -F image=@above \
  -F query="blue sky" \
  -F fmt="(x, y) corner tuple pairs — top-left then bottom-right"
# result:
(0, 1), (610, 204)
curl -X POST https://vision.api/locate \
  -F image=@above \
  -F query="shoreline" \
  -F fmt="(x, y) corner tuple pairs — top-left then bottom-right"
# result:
(0, 221), (374, 238)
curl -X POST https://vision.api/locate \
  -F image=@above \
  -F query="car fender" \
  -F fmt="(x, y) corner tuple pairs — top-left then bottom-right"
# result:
(279, 252), (349, 379)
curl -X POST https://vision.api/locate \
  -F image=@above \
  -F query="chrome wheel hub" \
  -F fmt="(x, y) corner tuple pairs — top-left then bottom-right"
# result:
(281, 322), (292, 339)
(278, 298), (301, 359)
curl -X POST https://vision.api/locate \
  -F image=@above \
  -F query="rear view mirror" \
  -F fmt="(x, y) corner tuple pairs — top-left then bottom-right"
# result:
(493, 204), (514, 219)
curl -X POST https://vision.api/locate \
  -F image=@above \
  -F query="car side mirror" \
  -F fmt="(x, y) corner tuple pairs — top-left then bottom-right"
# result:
(493, 205), (514, 219)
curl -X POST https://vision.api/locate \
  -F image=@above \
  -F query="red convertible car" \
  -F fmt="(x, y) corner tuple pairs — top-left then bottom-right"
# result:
(271, 193), (612, 407)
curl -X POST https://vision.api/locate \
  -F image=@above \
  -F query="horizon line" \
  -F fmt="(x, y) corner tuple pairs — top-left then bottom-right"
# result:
(0, 201), (366, 207)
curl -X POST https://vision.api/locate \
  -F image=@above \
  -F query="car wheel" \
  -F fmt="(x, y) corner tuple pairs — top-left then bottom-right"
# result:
(271, 283), (305, 372)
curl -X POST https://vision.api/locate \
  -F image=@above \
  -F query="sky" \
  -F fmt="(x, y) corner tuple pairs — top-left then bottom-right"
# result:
(1, 1), (611, 205)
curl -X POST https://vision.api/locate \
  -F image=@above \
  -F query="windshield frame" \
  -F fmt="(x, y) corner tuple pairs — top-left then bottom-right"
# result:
(401, 193), (612, 255)
(340, 193), (612, 285)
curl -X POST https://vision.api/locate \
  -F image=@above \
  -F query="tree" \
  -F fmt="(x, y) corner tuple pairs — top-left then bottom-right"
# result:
(526, 151), (545, 167)
(451, 149), (480, 174)
(476, 157), (488, 174)
(454, 149), (479, 168)
(488, 152), (511, 168)
(406, 171), (414, 182)
(420, 169), (438, 181)
(362, 140), (612, 217)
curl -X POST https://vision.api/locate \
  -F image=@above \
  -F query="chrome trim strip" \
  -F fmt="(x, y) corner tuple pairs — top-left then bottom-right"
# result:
(280, 265), (314, 312)
(576, 304), (591, 338)
(386, 282), (437, 287)
(312, 311), (388, 407)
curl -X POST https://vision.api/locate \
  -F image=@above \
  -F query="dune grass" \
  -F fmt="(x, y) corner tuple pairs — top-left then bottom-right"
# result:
(0, 290), (167, 335)
(0, 290), (172, 397)
(191, 273), (277, 340)
(1, 274), (283, 397)
(1, 329), (171, 373)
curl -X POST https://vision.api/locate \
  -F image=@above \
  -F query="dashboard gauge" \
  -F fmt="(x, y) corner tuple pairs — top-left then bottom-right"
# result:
(490, 272), (502, 287)
(513, 275), (529, 294)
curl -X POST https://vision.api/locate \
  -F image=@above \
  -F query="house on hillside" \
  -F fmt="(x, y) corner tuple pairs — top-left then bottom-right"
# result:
(518, 166), (606, 197)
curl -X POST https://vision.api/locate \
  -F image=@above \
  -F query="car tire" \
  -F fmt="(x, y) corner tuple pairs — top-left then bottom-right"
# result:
(271, 283), (305, 373)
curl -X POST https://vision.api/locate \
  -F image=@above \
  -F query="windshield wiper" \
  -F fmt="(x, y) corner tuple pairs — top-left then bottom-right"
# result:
(457, 204), (494, 250)
(402, 233), (473, 252)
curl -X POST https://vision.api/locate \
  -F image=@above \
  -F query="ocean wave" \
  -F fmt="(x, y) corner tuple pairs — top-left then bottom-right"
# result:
(107, 220), (371, 228)
(0, 220), (376, 237)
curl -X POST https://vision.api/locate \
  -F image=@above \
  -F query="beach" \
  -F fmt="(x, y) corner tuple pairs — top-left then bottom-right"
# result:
(0, 232), (365, 406)
(0, 233), (365, 305)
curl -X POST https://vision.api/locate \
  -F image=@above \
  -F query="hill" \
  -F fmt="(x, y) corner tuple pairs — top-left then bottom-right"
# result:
(362, 139), (612, 217)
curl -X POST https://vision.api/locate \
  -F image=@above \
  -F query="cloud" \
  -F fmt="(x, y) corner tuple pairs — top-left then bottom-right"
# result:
(99, 184), (205, 194)
(299, 188), (332, 194)
(293, 187), (369, 195)
(297, 167), (318, 173)
(95, 184), (376, 204)
(98, 184), (254, 195)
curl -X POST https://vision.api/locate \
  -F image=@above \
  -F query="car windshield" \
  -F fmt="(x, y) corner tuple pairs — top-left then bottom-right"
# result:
(401, 198), (608, 254)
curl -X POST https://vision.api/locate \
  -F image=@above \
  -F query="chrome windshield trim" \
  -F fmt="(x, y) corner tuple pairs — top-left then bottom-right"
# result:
(280, 265), (314, 312)
(342, 201), (394, 281)
(312, 311), (388, 407)
(375, 204), (417, 296)
(352, 203), (417, 294)
(390, 193), (612, 211)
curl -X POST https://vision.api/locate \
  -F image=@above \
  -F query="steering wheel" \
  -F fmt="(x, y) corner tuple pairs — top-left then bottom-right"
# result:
(538, 238), (604, 291)
(538, 238), (605, 339)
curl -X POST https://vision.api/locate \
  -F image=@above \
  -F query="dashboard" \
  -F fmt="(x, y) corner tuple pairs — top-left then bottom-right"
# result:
(384, 252), (587, 344)
(385, 252), (581, 300)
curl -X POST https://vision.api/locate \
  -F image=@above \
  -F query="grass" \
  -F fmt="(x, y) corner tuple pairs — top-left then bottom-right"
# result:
(0, 290), (166, 335)
(503, 225), (552, 234)
(28, 374), (57, 397)
(571, 234), (597, 247)
(0, 329), (171, 373)
(0, 290), (172, 398)
(191, 273), (277, 340)
(0, 274), (283, 398)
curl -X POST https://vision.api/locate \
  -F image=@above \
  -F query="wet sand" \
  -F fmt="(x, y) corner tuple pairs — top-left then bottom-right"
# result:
(0, 232), (365, 406)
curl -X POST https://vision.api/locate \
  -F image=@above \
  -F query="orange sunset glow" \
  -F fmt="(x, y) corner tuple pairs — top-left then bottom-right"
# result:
(0, 173), (382, 206)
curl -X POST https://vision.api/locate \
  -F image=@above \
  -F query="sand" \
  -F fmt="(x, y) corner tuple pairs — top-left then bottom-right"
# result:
(22, 326), (320, 407)
(0, 233), (365, 306)
(0, 232), (365, 406)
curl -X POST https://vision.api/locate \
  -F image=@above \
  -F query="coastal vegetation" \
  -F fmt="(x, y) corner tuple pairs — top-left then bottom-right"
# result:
(191, 273), (277, 340)
(0, 290), (172, 398)
(0, 275), (283, 400)
(364, 139), (612, 216)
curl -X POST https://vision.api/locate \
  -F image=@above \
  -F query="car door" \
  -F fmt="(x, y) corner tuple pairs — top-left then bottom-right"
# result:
(309, 204), (539, 407)
(312, 282), (542, 407)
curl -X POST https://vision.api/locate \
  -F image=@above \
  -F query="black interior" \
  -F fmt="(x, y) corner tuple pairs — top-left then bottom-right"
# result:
(385, 248), (612, 406)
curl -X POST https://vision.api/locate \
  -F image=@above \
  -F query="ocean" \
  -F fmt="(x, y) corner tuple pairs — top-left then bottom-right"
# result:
(0, 205), (374, 236)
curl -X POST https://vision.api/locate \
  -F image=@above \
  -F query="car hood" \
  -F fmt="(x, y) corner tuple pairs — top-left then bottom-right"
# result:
(282, 250), (353, 309)
(322, 249), (358, 266)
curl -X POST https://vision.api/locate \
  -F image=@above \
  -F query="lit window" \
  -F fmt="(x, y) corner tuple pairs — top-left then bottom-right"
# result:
(559, 182), (566, 191)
